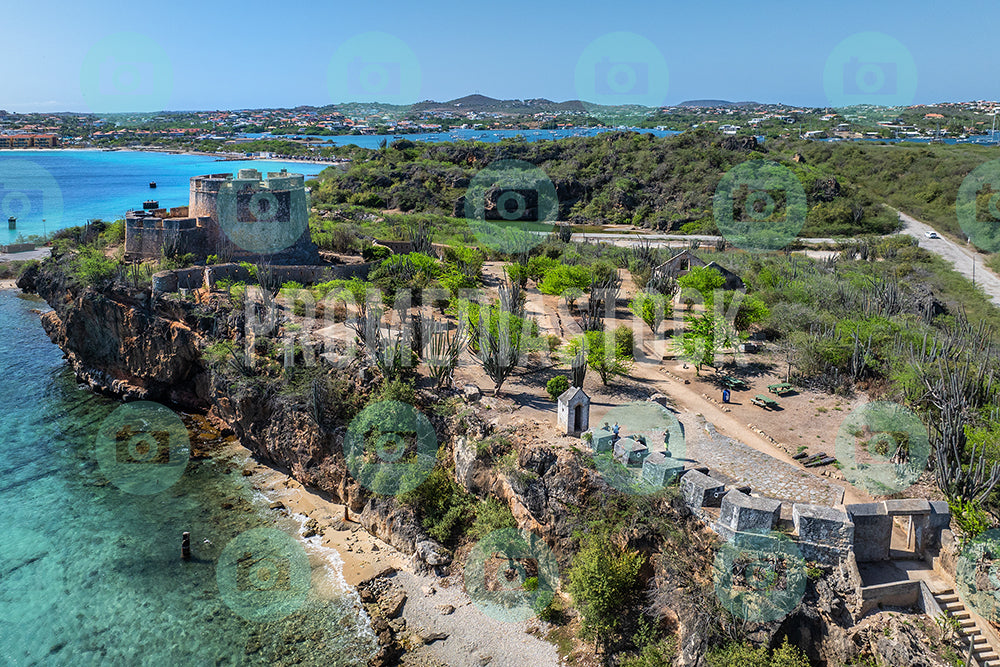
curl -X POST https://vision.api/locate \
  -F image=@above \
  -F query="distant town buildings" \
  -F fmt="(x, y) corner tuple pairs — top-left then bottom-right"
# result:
(0, 134), (59, 148)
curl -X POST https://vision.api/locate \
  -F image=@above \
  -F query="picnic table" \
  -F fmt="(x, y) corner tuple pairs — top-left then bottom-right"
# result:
(767, 383), (794, 396)
(751, 394), (780, 409)
(719, 375), (749, 390)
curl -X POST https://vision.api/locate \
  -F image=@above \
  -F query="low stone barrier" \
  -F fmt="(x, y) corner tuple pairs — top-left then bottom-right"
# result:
(151, 262), (374, 295)
(1, 243), (35, 253)
(680, 460), (948, 567)
(859, 580), (921, 616)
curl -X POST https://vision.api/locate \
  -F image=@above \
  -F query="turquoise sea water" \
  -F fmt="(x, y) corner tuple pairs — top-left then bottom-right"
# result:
(0, 151), (328, 245)
(0, 290), (376, 665)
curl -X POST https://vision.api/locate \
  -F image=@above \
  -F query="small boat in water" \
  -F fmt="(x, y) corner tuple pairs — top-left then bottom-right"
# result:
(149, 181), (157, 188)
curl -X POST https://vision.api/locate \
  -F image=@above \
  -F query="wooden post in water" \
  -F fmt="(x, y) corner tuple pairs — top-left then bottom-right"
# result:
(181, 532), (191, 560)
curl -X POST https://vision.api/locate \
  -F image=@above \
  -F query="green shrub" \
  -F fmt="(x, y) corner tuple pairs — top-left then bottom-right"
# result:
(538, 264), (591, 295)
(505, 262), (529, 287)
(621, 637), (679, 667)
(362, 244), (392, 262)
(527, 255), (560, 283)
(950, 498), (992, 542)
(399, 466), (476, 545)
(706, 638), (810, 667)
(469, 497), (517, 540)
(373, 377), (417, 405)
(614, 325), (635, 359)
(567, 529), (646, 649)
(72, 246), (119, 285)
(546, 376), (570, 401)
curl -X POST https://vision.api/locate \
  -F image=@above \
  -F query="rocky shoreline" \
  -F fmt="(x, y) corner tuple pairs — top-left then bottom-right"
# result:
(16, 259), (568, 665)
(15, 253), (962, 667)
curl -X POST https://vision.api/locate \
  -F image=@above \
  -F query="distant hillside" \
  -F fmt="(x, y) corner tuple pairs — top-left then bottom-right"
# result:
(311, 128), (895, 238)
(410, 95), (588, 114)
(677, 99), (761, 108)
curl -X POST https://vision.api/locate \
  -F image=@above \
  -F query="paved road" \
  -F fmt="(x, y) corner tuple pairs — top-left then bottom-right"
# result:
(894, 210), (1000, 306)
(570, 231), (843, 247)
(0, 247), (50, 263)
(572, 217), (1000, 306)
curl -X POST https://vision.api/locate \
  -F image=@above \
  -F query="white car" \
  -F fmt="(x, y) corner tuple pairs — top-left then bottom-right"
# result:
(925, 231), (940, 239)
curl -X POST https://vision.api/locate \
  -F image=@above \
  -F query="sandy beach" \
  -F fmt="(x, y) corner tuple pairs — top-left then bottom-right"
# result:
(227, 440), (561, 666)
(228, 441), (407, 586)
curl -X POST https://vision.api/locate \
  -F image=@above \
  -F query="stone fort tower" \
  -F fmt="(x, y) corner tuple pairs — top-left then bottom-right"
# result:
(125, 168), (318, 264)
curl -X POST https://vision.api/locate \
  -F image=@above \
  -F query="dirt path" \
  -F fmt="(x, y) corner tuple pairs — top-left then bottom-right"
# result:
(895, 210), (1000, 306)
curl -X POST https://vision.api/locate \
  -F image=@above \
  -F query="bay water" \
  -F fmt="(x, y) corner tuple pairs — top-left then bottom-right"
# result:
(0, 289), (375, 663)
(0, 150), (328, 245)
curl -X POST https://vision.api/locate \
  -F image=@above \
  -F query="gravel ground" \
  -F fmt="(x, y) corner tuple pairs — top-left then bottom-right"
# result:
(391, 570), (560, 667)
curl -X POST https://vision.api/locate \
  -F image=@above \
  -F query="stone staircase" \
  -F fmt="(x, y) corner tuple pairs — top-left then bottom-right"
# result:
(934, 588), (1000, 667)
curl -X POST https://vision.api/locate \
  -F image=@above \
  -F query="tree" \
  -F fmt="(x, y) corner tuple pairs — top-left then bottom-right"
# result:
(675, 312), (717, 374)
(678, 265), (725, 307)
(467, 299), (534, 396)
(567, 533), (646, 653)
(546, 375), (570, 401)
(716, 291), (770, 363)
(567, 330), (633, 385)
(538, 263), (591, 295)
(630, 290), (673, 334)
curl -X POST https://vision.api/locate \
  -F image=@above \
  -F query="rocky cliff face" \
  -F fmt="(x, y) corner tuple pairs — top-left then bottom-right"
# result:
(20, 256), (218, 407)
(19, 255), (453, 571)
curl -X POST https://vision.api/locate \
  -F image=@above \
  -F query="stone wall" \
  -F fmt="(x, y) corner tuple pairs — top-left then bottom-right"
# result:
(151, 262), (374, 295)
(125, 215), (210, 260)
(679, 462), (948, 567)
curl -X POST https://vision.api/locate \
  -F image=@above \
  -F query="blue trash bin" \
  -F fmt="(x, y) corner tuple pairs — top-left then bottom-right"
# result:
(722, 389), (731, 403)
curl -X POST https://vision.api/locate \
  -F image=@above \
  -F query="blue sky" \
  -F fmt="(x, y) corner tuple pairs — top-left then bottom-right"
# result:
(1, 0), (995, 112)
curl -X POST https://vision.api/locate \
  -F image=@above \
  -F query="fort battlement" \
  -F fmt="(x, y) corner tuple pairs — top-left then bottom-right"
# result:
(125, 169), (318, 264)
